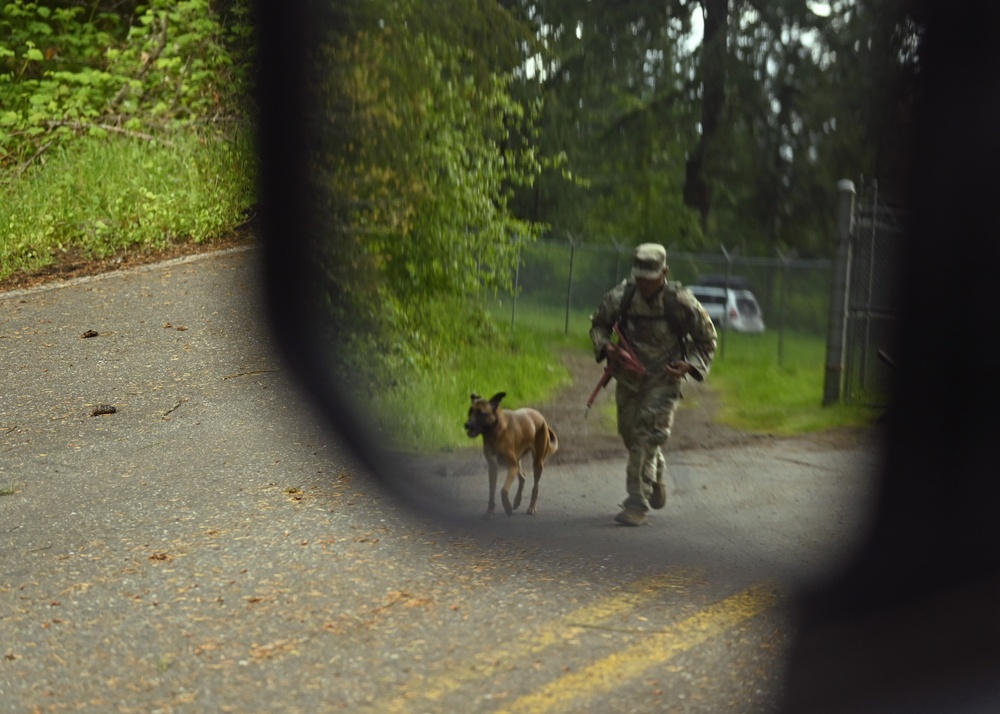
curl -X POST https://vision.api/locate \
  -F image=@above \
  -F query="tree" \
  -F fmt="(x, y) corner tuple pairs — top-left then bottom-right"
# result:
(505, 0), (924, 256)
(684, 0), (729, 235)
(510, 0), (706, 248)
(0, 0), (254, 171)
(307, 0), (546, 386)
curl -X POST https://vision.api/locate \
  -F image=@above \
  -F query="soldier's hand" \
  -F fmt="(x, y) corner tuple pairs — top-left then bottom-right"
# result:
(665, 360), (691, 379)
(604, 343), (621, 365)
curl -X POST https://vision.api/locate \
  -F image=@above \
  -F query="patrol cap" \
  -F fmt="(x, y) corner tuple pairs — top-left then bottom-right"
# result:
(631, 243), (667, 279)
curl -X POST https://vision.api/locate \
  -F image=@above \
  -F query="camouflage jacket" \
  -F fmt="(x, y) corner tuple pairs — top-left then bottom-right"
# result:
(589, 279), (717, 393)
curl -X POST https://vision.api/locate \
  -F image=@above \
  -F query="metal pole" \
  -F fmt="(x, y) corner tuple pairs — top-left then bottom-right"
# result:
(823, 180), (856, 406)
(611, 237), (627, 283)
(843, 176), (863, 401)
(511, 238), (521, 330)
(565, 234), (576, 336)
(718, 244), (735, 359)
(777, 248), (793, 368)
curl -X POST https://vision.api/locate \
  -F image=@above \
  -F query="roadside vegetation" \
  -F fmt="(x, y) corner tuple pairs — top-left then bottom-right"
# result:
(365, 318), (576, 452)
(1, 131), (254, 279)
(0, 0), (256, 283)
(368, 300), (878, 452)
(707, 332), (879, 434)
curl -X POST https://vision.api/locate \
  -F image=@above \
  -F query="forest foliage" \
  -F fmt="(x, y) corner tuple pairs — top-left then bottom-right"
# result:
(0, 0), (255, 273)
(1, 0), (254, 165)
(506, 0), (923, 255)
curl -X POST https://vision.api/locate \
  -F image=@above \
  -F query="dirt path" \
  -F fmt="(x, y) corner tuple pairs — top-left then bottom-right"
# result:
(538, 350), (772, 467)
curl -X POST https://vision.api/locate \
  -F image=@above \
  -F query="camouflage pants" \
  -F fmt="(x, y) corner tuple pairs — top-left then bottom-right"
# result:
(615, 378), (679, 512)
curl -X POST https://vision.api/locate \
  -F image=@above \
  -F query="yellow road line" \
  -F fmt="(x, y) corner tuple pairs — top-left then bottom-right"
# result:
(374, 571), (703, 714)
(493, 584), (780, 714)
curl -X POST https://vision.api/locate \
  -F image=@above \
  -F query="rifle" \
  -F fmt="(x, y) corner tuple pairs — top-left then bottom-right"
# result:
(584, 322), (646, 417)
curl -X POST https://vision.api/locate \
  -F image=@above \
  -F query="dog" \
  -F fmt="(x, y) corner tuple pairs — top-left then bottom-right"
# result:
(464, 392), (559, 519)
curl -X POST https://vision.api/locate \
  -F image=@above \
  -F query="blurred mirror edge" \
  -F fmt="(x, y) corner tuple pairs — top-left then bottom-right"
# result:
(254, 3), (389, 480)
(778, 1), (1000, 712)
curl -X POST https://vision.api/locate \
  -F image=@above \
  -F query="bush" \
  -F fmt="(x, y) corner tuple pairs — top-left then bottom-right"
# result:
(0, 128), (256, 280)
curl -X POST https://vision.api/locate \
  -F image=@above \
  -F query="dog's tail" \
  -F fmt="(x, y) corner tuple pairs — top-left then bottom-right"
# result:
(547, 427), (559, 455)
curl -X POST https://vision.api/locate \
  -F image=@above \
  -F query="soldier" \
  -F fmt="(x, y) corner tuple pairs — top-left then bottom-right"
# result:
(589, 244), (717, 526)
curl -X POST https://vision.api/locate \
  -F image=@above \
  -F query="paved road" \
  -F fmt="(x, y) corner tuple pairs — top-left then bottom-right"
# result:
(0, 247), (880, 713)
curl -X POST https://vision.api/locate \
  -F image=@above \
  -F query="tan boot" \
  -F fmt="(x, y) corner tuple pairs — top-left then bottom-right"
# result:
(614, 507), (647, 526)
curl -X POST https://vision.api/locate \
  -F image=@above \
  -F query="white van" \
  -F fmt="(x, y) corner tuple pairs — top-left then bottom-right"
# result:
(688, 285), (766, 333)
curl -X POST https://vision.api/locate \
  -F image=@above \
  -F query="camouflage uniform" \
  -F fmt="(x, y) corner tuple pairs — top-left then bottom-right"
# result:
(589, 274), (716, 516)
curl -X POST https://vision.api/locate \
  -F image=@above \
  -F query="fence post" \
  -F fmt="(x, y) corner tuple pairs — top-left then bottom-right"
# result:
(511, 236), (521, 330)
(565, 233), (577, 336)
(823, 180), (856, 406)
(776, 248), (796, 368)
(611, 237), (627, 283)
(717, 244), (737, 359)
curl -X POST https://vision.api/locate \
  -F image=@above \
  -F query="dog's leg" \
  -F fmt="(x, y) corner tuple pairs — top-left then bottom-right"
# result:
(501, 464), (519, 516)
(485, 460), (498, 519)
(526, 459), (543, 515)
(512, 459), (526, 511)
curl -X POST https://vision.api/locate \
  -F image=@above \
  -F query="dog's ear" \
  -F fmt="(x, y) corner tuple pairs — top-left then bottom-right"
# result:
(470, 393), (481, 402)
(489, 392), (506, 410)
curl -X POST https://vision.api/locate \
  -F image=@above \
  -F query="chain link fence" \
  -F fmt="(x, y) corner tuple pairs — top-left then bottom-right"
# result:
(500, 181), (900, 408)
(507, 238), (832, 363)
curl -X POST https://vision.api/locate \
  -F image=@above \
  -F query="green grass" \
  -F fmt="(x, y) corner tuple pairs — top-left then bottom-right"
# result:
(370, 299), (878, 453)
(710, 330), (880, 434)
(501, 297), (594, 343)
(0, 130), (256, 281)
(366, 325), (574, 453)
(497, 298), (879, 433)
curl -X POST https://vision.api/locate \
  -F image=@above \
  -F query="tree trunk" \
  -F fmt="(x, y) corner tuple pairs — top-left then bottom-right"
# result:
(684, 0), (729, 235)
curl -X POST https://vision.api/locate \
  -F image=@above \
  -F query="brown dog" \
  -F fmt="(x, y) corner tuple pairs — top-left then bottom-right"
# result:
(465, 392), (559, 519)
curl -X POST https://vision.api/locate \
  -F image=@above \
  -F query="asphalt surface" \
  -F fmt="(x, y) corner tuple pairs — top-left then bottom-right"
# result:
(0, 247), (881, 713)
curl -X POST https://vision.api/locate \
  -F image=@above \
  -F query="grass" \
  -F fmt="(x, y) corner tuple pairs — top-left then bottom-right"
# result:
(366, 325), (575, 453)
(370, 298), (878, 453)
(0, 130), (256, 282)
(709, 330), (880, 434)
(501, 299), (878, 436)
